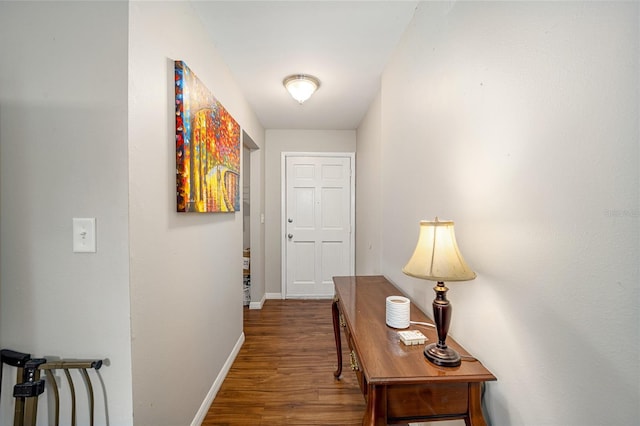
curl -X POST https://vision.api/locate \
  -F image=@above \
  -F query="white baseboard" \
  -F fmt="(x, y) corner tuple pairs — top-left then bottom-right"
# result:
(191, 332), (245, 426)
(284, 294), (335, 300)
(249, 293), (266, 310)
(266, 292), (282, 300)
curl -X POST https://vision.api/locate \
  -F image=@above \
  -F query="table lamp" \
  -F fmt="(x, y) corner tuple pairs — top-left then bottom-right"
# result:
(402, 218), (476, 367)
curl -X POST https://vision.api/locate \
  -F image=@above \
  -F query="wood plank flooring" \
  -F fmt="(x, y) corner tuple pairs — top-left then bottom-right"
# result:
(202, 299), (366, 425)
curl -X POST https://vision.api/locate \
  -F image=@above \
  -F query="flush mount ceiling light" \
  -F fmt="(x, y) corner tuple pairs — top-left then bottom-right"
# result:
(283, 74), (320, 104)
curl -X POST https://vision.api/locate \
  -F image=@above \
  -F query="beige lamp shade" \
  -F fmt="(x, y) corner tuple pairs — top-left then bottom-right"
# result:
(402, 218), (476, 282)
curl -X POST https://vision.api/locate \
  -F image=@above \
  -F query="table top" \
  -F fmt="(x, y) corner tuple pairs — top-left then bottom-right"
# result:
(334, 275), (496, 385)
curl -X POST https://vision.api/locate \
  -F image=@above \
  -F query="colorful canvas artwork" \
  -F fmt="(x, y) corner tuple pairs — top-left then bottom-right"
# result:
(174, 60), (241, 212)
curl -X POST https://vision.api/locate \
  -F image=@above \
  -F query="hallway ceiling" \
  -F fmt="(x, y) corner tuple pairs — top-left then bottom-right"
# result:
(192, 1), (418, 130)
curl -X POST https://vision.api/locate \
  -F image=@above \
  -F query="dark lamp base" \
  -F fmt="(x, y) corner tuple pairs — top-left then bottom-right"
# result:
(424, 343), (461, 367)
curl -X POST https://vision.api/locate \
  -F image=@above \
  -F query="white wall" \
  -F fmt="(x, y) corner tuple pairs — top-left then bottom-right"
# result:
(355, 91), (382, 275)
(357, 1), (639, 425)
(128, 1), (264, 425)
(0, 2), (132, 425)
(264, 130), (356, 295)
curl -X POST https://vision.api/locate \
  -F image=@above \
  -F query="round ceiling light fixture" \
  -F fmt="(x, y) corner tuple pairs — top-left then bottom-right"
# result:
(283, 74), (320, 104)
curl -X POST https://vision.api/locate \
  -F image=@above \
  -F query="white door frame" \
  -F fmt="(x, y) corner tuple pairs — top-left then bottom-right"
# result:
(281, 152), (356, 299)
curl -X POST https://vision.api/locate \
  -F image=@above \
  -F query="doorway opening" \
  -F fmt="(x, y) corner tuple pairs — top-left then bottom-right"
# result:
(242, 131), (259, 306)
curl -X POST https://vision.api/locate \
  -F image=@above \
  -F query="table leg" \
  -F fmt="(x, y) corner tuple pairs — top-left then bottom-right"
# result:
(332, 297), (342, 379)
(465, 382), (487, 426)
(363, 384), (387, 426)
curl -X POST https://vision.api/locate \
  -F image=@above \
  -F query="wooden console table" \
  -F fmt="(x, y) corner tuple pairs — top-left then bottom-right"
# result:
(332, 275), (496, 426)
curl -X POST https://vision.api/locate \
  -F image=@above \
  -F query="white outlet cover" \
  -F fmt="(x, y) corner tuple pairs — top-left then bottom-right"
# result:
(73, 218), (96, 253)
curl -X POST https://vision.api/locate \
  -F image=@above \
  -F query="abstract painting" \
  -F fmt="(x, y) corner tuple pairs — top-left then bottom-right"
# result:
(174, 60), (241, 212)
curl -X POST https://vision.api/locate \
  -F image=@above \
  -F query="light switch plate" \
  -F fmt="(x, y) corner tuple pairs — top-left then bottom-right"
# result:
(73, 218), (96, 253)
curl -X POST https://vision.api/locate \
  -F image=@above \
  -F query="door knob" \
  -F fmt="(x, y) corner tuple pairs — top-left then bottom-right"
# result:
(287, 233), (294, 239)
(288, 218), (293, 223)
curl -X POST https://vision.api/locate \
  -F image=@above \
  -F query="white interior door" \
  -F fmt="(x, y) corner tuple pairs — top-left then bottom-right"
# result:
(283, 154), (354, 298)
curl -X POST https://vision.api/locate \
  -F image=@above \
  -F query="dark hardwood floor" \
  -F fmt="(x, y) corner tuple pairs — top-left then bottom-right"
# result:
(203, 299), (366, 425)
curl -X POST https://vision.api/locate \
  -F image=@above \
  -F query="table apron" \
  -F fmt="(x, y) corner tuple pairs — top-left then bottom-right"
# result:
(383, 382), (469, 420)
